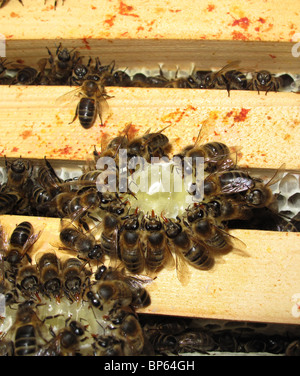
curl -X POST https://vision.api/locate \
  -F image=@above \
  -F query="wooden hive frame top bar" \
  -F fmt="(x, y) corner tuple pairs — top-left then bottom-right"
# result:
(0, 0), (299, 42)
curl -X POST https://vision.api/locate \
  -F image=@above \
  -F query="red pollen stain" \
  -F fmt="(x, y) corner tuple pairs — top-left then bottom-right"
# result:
(225, 110), (233, 118)
(10, 12), (20, 18)
(234, 108), (250, 122)
(169, 9), (182, 13)
(82, 38), (91, 50)
(104, 15), (116, 27)
(214, 131), (220, 136)
(232, 17), (250, 30)
(207, 4), (215, 11)
(269, 54), (276, 59)
(11, 147), (19, 152)
(91, 5), (97, 9)
(258, 17), (266, 23)
(21, 130), (33, 140)
(56, 146), (73, 155)
(232, 30), (249, 40)
(255, 26), (260, 32)
(118, 1), (139, 18)
(16, 59), (24, 64)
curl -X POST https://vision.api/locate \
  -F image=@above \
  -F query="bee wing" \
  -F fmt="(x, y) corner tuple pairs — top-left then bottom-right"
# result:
(55, 86), (82, 106)
(106, 227), (120, 269)
(266, 163), (286, 187)
(97, 96), (113, 126)
(21, 226), (44, 262)
(213, 60), (241, 77)
(167, 240), (191, 286)
(214, 226), (248, 256)
(163, 240), (175, 271)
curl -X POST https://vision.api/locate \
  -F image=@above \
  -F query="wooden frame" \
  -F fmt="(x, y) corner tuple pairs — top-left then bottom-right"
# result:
(0, 0), (300, 325)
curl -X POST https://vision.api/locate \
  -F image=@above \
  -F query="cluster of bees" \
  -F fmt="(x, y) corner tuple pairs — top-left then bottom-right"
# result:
(0, 218), (298, 356)
(0, 126), (296, 283)
(141, 316), (300, 356)
(0, 43), (296, 128)
(0, 220), (154, 356)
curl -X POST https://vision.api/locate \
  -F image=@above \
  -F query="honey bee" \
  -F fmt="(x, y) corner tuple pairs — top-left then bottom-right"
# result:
(8, 300), (47, 356)
(119, 210), (145, 274)
(131, 72), (148, 87)
(5, 221), (41, 267)
(46, 43), (77, 84)
(29, 184), (52, 212)
(0, 0), (23, 8)
(93, 335), (125, 356)
(147, 332), (178, 355)
(249, 70), (281, 95)
(61, 257), (91, 302)
(285, 339), (300, 356)
(109, 308), (145, 356)
(95, 265), (151, 309)
(37, 319), (87, 356)
(0, 190), (23, 214)
(141, 211), (175, 275)
(36, 250), (62, 301)
(100, 201), (128, 263)
(193, 70), (213, 89)
(164, 68), (197, 89)
(204, 170), (255, 196)
(193, 61), (240, 92)
(87, 279), (133, 310)
(176, 133), (236, 175)
(5, 157), (33, 192)
(65, 188), (103, 222)
(58, 79), (112, 129)
(163, 215), (214, 277)
(185, 204), (237, 252)
(36, 157), (63, 198)
(59, 221), (103, 261)
(243, 165), (285, 209)
(110, 69), (132, 87)
(223, 69), (248, 94)
(43, 191), (76, 218)
(127, 125), (171, 162)
(205, 196), (253, 223)
(145, 66), (169, 87)
(177, 330), (216, 354)
(16, 264), (40, 300)
(68, 57), (91, 86)
(11, 59), (47, 85)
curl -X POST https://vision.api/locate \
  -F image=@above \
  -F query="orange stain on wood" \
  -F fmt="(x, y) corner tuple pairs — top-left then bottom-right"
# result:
(232, 17), (250, 30)
(231, 30), (249, 40)
(207, 4), (215, 11)
(20, 130), (33, 140)
(234, 108), (251, 122)
(104, 15), (116, 27)
(118, 1), (139, 18)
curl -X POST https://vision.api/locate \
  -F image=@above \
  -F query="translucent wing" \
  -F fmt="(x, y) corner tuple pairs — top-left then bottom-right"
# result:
(55, 86), (82, 106)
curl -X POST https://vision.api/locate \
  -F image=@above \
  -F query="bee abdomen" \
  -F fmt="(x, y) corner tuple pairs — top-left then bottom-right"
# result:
(184, 244), (214, 270)
(10, 222), (33, 247)
(15, 325), (37, 356)
(78, 98), (96, 129)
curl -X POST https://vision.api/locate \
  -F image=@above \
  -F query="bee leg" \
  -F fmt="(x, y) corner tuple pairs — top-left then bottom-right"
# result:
(96, 102), (104, 126)
(254, 81), (260, 95)
(69, 104), (79, 125)
(18, 0), (24, 5)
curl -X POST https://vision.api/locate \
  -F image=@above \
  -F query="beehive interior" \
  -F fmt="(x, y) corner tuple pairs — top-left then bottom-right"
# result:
(0, 0), (300, 356)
